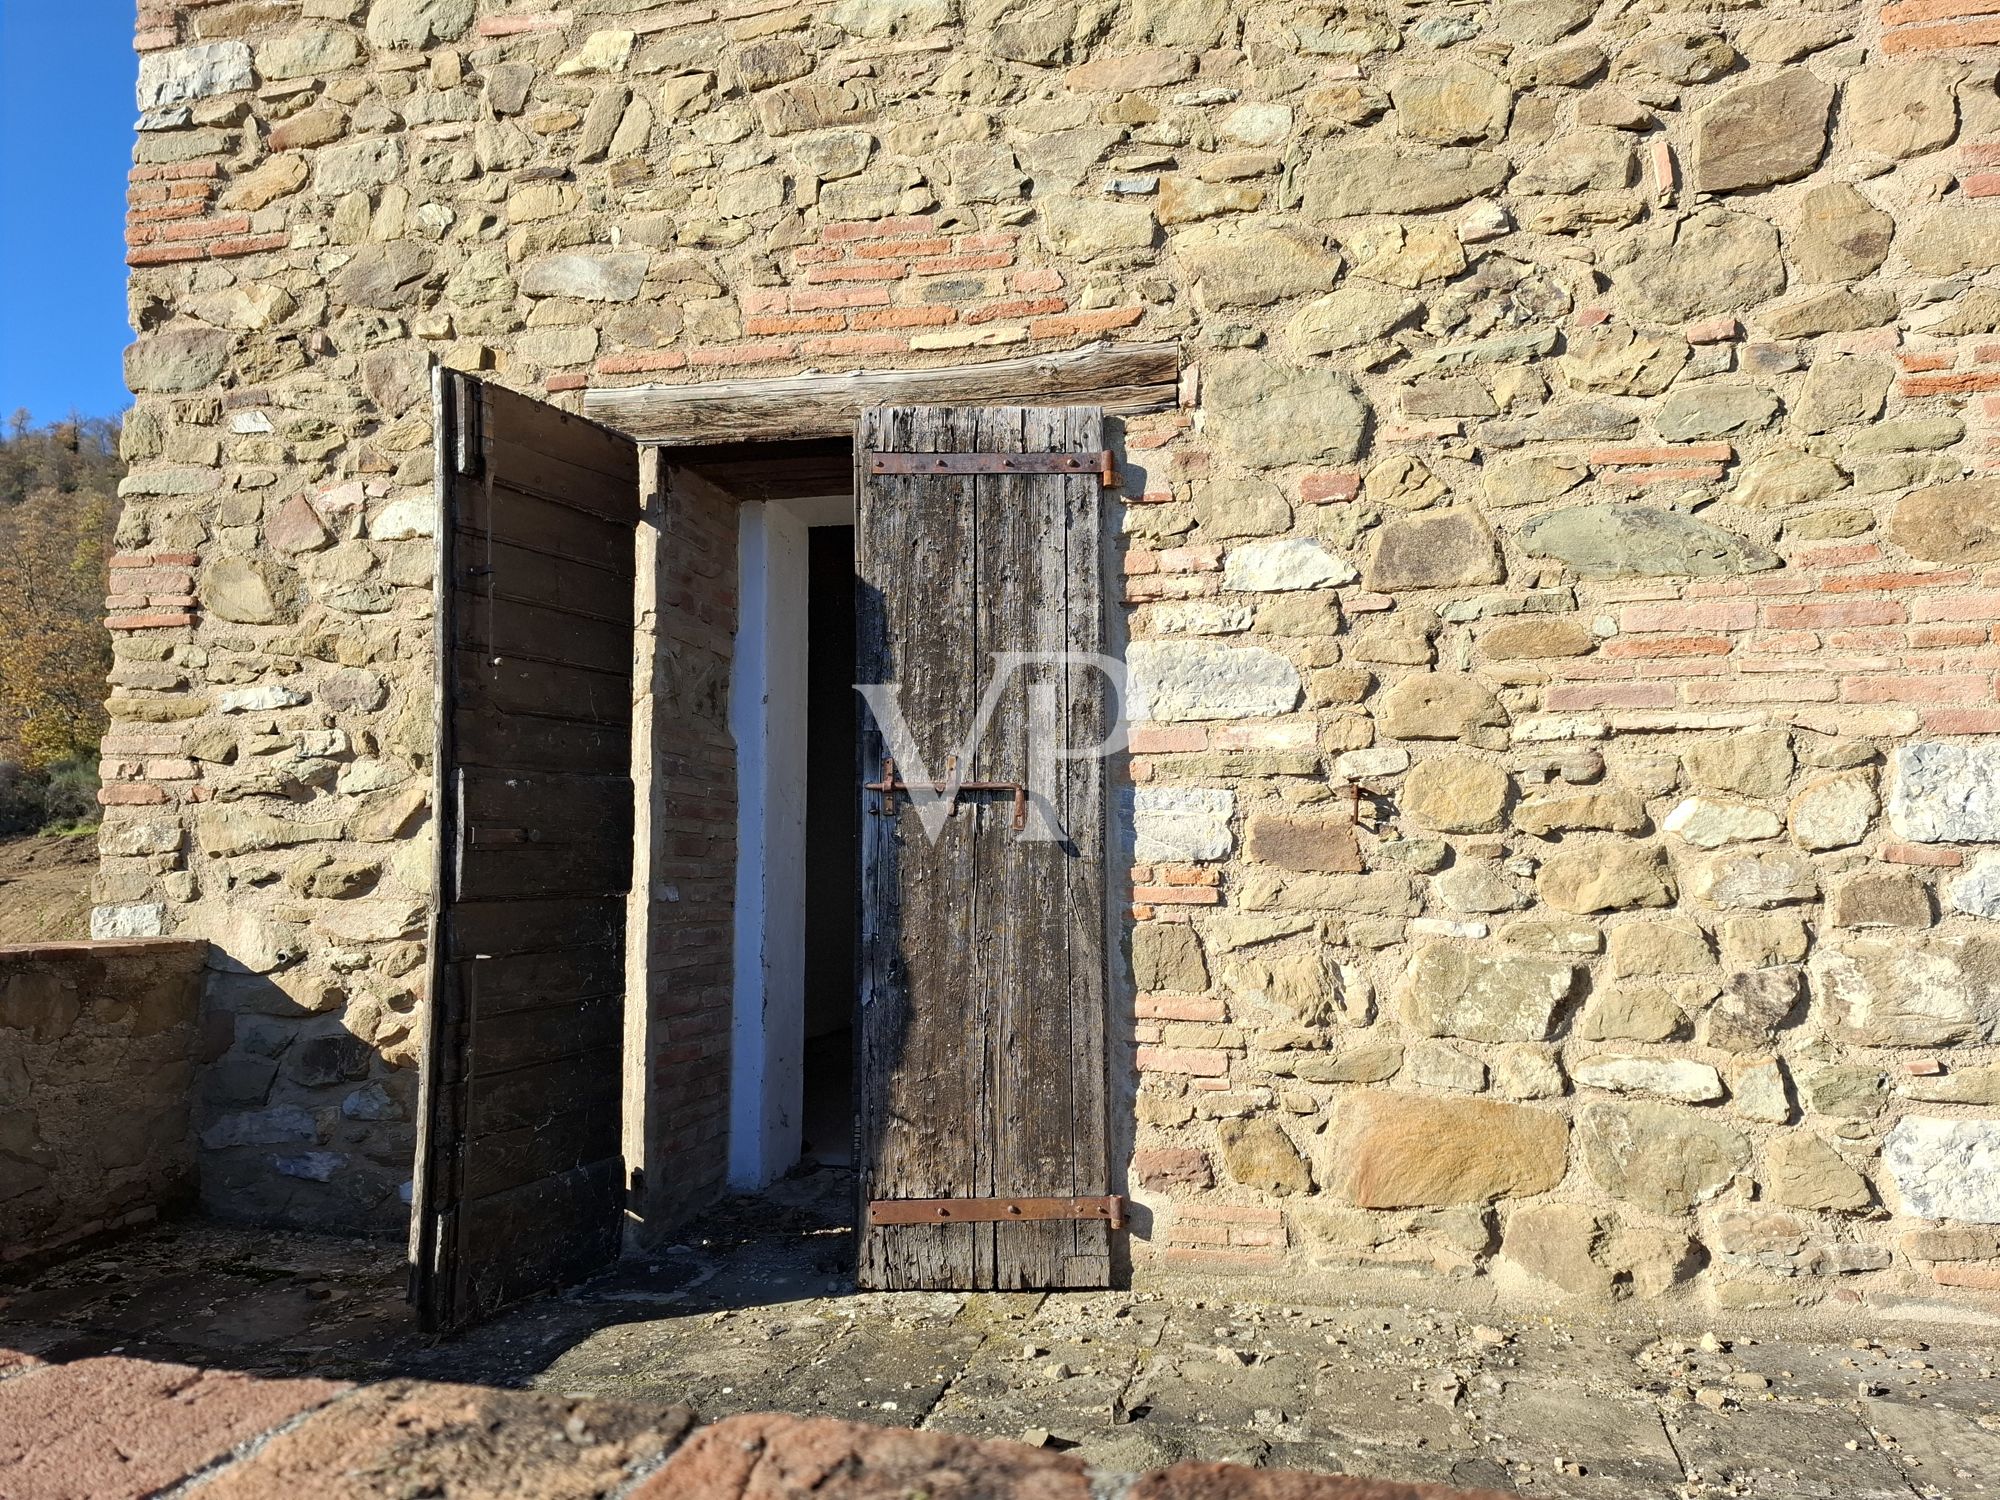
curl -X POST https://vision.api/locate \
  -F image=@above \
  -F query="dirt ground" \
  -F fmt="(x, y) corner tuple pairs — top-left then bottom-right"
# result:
(0, 831), (95, 944)
(4, 1171), (1999, 1499)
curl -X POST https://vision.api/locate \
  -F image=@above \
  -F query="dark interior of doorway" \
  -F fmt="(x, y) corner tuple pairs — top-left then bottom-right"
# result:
(800, 523), (857, 1169)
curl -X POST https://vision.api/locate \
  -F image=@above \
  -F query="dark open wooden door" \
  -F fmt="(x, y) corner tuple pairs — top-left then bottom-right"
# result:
(854, 405), (1115, 1291)
(413, 371), (639, 1331)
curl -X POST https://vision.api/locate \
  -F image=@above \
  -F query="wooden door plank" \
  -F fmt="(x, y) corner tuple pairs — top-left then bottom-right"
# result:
(453, 588), (634, 675)
(453, 535), (635, 625)
(456, 484), (632, 571)
(856, 406), (987, 1290)
(1059, 404), (1113, 1286)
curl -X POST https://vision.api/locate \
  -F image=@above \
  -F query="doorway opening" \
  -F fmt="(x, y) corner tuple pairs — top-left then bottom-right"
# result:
(727, 484), (858, 1192)
(800, 525), (858, 1168)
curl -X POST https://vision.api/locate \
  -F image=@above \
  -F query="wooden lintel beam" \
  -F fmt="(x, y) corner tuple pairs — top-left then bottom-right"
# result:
(582, 340), (1181, 445)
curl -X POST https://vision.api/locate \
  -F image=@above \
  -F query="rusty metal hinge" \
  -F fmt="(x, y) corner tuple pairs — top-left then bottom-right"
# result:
(866, 755), (1027, 832)
(867, 450), (1118, 486)
(868, 1195), (1127, 1229)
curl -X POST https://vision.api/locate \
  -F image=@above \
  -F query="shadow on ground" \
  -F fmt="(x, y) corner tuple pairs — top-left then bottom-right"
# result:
(5, 1167), (2000, 1497)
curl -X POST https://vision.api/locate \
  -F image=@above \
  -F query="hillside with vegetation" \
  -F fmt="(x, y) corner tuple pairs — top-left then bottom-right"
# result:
(0, 410), (121, 838)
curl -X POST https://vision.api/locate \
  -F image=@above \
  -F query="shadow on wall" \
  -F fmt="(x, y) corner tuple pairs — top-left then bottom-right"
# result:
(195, 954), (420, 1240)
(0, 938), (208, 1266)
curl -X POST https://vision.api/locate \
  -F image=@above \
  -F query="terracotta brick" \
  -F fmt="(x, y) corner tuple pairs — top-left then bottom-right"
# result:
(596, 351), (689, 375)
(1300, 470), (1362, 503)
(966, 296), (1067, 324)
(1137, 1045), (1230, 1075)
(1763, 600), (1907, 628)
(633, 1413), (1089, 1500)
(1590, 442), (1734, 465)
(688, 341), (798, 367)
(822, 215), (938, 241)
(1132, 884), (1223, 904)
(97, 783), (171, 804)
(791, 285), (894, 311)
(1884, 15), (2000, 49)
(0, 1358), (345, 1500)
(1136, 995), (1229, 1021)
(745, 313), (847, 335)
(803, 261), (908, 284)
(1031, 306), (1145, 339)
(1619, 600), (1756, 632)
(798, 333), (911, 357)
(1547, 683), (1677, 710)
(1926, 708), (2000, 734)
(849, 306), (957, 330)
(1599, 634), (1734, 658)
(1820, 568), (1971, 593)
(1136, 1146), (1215, 1188)
(1899, 370), (2000, 397)
(1129, 725), (1206, 753)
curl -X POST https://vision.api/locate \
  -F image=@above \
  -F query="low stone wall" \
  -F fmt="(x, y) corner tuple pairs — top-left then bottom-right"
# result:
(0, 939), (207, 1263)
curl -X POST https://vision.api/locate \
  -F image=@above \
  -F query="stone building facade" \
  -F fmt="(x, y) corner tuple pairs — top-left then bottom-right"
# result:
(108, 0), (2000, 1317)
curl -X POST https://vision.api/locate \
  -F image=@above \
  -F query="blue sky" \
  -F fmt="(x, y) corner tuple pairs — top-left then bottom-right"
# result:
(0, 0), (136, 423)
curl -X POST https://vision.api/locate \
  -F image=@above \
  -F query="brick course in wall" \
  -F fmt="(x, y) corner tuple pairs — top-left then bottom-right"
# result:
(104, 0), (2000, 1320)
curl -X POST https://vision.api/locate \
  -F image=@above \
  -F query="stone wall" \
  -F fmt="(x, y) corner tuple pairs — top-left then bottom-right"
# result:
(112, 0), (2000, 1315)
(0, 939), (207, 1263)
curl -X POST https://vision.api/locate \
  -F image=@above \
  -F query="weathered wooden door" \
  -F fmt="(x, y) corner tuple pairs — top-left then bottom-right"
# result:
(412, 371), (640, 1331)
(854, 405), (1116, 1291)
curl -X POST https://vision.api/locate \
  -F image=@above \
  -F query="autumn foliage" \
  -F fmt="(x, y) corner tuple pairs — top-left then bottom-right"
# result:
(0, 411), (120, 827)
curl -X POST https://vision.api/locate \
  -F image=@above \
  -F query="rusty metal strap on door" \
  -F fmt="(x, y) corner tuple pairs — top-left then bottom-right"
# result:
(866, 450), (1118, 486)
(865, 755), (1028, 831)
(868, 1195), (1127, 1229)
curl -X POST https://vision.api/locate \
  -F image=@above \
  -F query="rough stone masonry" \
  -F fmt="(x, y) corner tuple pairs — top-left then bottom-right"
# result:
(99, 0), (2000, 1322)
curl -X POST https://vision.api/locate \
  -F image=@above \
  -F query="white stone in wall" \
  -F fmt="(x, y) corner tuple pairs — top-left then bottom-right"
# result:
(1888, 743), (2000, 844)
(1222, 539), (1357, 592)
(519, 252), (651, 302)
(219, 684), (311, 714)
(136, 42), (251, 112)
(1127, 641), (1301, 722)
(1884, 1117), (2000, 1223)
(368, 496), (436, 540)
(1334, 747), (1412, 779)
(90, 903), (166, 940)
(1950, 855), (2000, 920)
(1573, 1055), (1726, 1103)
(1811, 938), (2000, 1048)
(1665, 796), (1782, 849)
(1144, 602), (1254, 636)
(1133, 787), (1236, 862)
